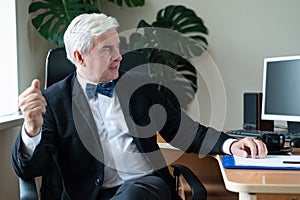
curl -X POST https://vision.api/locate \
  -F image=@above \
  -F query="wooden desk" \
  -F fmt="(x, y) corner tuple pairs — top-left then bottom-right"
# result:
(216, 148), (300, 200)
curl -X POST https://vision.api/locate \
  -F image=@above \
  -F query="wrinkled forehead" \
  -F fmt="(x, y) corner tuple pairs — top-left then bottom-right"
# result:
(93, 29), (120, 46)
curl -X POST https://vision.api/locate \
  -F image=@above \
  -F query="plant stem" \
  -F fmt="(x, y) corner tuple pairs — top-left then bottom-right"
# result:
(62, 0), (71, 22)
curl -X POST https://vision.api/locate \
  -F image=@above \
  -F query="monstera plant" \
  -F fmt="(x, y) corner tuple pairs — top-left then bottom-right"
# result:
(121, 5), (209, 110)
(28, 0), (145, 46)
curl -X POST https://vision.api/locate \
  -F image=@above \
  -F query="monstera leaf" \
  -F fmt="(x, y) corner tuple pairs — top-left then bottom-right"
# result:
(28, 0), (145, 46)
(138, 5), (208, 47)
(121, 5), (209, 110)
(107, 0), (144, 7)
(29, 0), (99, 46)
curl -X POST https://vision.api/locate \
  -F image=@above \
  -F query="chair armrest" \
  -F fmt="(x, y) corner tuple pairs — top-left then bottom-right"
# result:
(171, 164), (207, 200)
(19, 178), (38, 200)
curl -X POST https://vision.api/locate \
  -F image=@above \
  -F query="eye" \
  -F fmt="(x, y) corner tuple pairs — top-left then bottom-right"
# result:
(100, 46), (112, 55)
(99, 45), (120, 56)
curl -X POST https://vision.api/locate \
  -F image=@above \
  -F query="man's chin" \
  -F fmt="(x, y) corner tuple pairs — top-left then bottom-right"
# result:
(110, 72), (119, 81)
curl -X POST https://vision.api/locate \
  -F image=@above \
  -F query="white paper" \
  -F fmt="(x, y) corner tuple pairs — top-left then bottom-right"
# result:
(234, 155), (300, 167)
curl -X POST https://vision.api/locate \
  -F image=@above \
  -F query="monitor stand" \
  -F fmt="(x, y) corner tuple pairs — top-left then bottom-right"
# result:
(287, 121), (300, 133)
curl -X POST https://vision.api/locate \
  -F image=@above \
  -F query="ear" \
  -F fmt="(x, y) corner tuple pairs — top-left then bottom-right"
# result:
(73, 51), (85, 66)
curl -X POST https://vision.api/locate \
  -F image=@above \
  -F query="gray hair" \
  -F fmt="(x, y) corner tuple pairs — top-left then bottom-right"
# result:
(64, 13), (119, 65)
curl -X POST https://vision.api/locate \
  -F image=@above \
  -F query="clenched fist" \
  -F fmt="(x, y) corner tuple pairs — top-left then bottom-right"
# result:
(19, 79), (47, 137)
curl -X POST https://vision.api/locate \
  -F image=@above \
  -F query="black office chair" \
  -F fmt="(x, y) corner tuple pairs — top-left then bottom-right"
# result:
(19, 47), (207, 200)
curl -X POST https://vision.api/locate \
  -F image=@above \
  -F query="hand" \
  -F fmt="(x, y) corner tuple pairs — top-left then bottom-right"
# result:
(19, 79), (47, 137)
(230, 137), (268, 158)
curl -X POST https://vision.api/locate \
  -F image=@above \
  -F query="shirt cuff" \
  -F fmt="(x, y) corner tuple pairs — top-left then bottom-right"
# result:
(222, 138), (238, 155)
(21, 124), (42, 158)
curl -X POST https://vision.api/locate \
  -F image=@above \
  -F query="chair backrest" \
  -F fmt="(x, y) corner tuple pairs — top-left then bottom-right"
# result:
(19, 48), (150, 200)
(45, 47), (76, 88)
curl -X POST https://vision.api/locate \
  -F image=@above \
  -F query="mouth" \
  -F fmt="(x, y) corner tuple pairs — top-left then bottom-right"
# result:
(108, 63), (120, 70)
(109, 65), (118, 70)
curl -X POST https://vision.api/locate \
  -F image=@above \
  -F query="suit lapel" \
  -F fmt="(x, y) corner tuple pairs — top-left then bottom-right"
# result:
(71, 77), (104, 162)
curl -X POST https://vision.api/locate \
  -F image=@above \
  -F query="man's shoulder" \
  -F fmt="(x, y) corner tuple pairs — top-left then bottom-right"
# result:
(43, 73), (75, 98)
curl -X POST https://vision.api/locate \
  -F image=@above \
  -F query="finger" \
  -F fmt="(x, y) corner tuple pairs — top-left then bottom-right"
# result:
(230, 140), (249, 158)
(242, 138), (258, 158)
(19, 80), (42, 100)
(30, 80), (46, 106)
(23, 105), (45, 120)
(31, 79), (40, 90)
(249, 139), (258, 158)
(19, 86), (47, 109)
(19, 86), (35, 100)
(22, 99), (46, 115)
(19, 92), (46, 108)
(234, 148), (249, 158)
(19, 97), (47, 120)
(254, 139), (268, 158)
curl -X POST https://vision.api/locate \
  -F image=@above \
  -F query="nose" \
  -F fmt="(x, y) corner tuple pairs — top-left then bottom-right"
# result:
(111, 47), (122, 62)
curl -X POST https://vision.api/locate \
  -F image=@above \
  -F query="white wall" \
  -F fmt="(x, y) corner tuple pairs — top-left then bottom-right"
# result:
(0, 126), (21, 200)
(106, 0), (300, 130)
(15, 0), (300, 130)
(16, 0), (54, 92)
(0, 1), (54, 198)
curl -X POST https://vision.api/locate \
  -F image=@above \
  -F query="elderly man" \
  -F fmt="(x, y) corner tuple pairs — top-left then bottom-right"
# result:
(12, 13), (267, 200)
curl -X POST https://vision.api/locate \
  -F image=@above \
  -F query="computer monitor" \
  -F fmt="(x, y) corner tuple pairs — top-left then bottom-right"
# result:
(261, 55), (300, 133)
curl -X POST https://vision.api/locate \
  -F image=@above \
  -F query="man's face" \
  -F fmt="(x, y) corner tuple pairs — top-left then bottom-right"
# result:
(78, 29), (122, 83)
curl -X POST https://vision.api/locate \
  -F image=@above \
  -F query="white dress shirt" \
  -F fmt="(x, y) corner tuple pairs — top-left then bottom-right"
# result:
(76, 73), (153, 187)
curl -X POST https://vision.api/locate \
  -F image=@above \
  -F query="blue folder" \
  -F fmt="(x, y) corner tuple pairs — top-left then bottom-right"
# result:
(222, 155), (300, 170)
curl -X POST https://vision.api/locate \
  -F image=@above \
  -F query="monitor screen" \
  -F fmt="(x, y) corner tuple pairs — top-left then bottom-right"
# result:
(261, 55), (300, 122)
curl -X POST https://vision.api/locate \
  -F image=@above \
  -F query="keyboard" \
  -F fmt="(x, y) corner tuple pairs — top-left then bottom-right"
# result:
(227, 129), (300, 142)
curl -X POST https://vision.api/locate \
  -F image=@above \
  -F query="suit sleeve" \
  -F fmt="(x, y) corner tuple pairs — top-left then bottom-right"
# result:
(150, 83), (233, 155)
(11, 131), (51, 180)
(11, 93), (57, 180)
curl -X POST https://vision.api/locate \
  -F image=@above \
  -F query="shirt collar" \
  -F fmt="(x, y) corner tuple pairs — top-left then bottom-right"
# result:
(76, 71), (115, 100)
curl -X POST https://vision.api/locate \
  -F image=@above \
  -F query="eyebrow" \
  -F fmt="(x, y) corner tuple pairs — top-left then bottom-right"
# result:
(101, 44), (120, 49)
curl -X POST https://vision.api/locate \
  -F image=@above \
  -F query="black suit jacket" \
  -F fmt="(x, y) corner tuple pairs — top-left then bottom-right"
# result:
(12, 71), (232, 199)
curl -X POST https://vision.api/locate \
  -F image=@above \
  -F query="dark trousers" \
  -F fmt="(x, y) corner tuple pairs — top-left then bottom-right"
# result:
(98, 175), (172, 200)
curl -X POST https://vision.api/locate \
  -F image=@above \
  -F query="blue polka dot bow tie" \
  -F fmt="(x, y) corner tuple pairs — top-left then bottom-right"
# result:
(85, 81), (115, 99)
